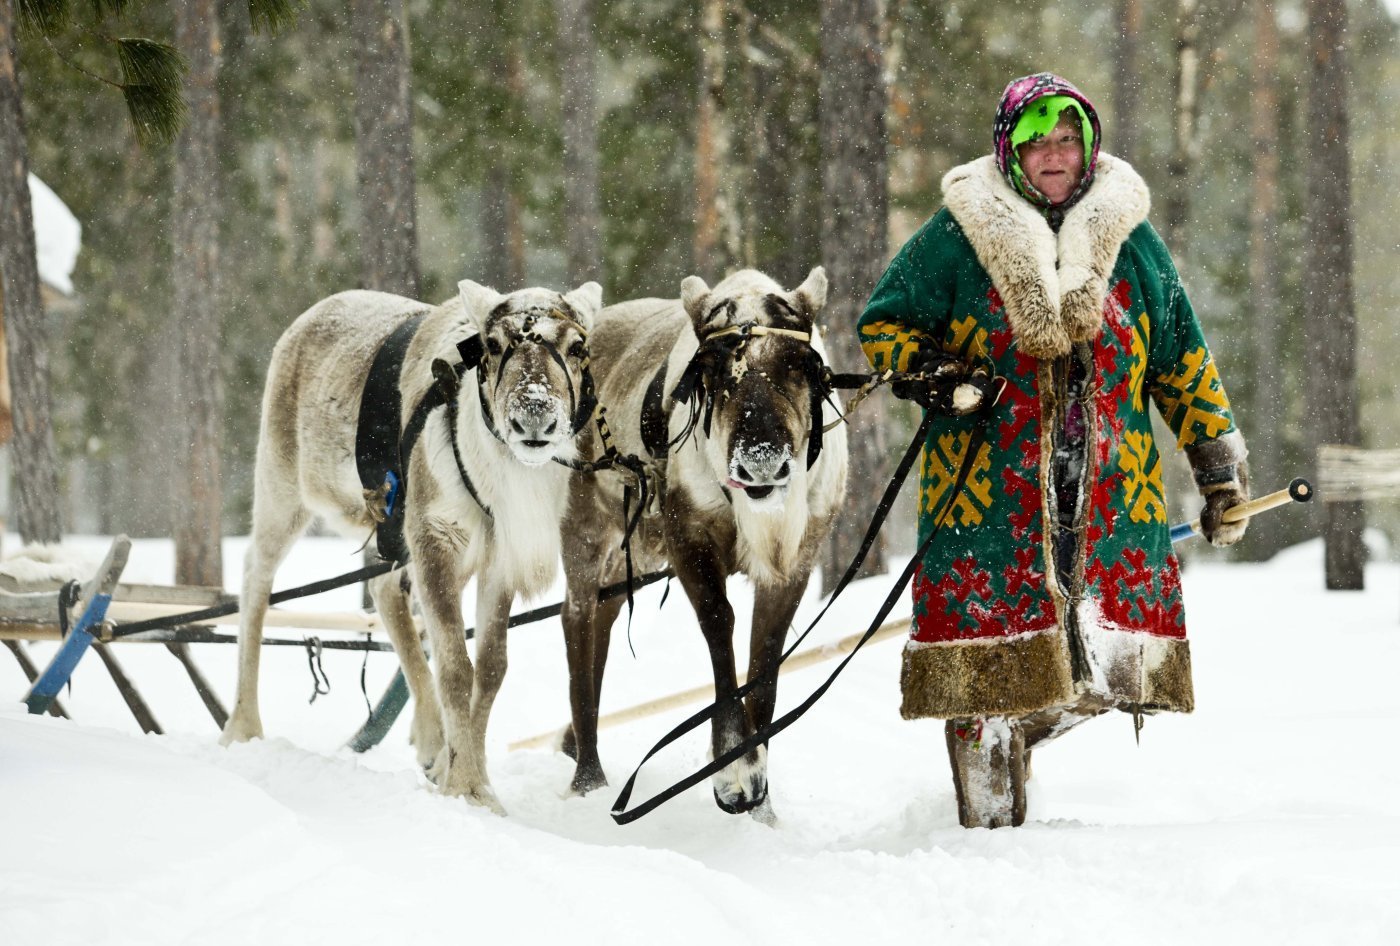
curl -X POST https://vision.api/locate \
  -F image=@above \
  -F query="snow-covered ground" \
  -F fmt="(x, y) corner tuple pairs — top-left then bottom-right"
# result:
(3, 534), (1398, 945)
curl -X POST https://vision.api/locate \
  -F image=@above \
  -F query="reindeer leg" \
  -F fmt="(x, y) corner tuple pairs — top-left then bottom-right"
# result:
(741, 574), (809, 825)
(464, 574), (511, 812)
(560, 555), (605, 793)
(672, 543), (762, 815)
(413, 536), (499, 812)
(368, 569), (443, 771)
(222, 486), (309, 745)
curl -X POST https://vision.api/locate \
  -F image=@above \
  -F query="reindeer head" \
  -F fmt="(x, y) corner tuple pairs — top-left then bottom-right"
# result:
(457, 280), (602, 466)
(675, 267), (830, 510)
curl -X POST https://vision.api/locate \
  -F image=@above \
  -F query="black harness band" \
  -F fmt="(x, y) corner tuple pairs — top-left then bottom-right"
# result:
(609, 379), (1006, 825)
(356, 313), (431, 566)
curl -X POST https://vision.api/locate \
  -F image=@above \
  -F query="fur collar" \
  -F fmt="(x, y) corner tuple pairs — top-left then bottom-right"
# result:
(941, 153), (1150, 359)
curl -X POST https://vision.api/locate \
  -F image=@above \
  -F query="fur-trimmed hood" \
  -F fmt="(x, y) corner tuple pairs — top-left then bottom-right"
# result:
(941, 152), (1150, 360)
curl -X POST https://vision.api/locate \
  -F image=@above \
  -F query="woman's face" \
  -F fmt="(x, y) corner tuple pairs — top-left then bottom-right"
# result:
(1016, 113), (1084, 205)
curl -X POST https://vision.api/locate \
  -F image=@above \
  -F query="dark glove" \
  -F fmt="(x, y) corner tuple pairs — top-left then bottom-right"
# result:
(1186, 433), (1250, 547)
(1199, 482), (1249, 547)
(891, 349), (992, 416)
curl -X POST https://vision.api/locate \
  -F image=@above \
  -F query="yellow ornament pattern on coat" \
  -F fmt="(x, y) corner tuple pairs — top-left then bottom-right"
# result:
(859, 320), (928, 371)
(1129, 312), (1150, 410)
(1152, 346), (1233, 447)
(1117, 429), (1168, 524)
(920, 431), (994, 527)
(943, 315), (990, 361)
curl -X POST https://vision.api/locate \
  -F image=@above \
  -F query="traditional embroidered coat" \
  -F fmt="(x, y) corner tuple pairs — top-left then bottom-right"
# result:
(858, 153), (1243, 720)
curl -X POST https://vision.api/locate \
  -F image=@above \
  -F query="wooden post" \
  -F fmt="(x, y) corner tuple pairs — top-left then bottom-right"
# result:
(4, 639), (67, 718)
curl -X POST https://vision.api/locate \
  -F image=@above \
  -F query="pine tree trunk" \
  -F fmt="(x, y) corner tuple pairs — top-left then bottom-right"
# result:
(1162, 0), (1202, 255)
(353, 0), (422, 298)
(172, 2), (225, 586)
(819, 0), (889, 591)
(482, 5), (525, 290)
(1112, 0), (1143, 165)
(0, 0), (62, 544)
(1240, 0), (1286, 560)
(694, 0), (741, 276)
(1305, 0), (1365, 589)
(555, 0), (602, 287)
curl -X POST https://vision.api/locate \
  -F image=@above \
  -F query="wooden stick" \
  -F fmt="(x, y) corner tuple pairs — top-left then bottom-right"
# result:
(4, 639), (69, 718)
(508, 617), (909, 752)
(92, 641), (163, 735)
(1173, 478), (1313, 542)
(164, 641), (228, 730)
(103, 601), (405, 633)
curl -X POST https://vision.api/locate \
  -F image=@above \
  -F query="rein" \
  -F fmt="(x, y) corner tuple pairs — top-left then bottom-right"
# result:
(609, 376), (1006, 825)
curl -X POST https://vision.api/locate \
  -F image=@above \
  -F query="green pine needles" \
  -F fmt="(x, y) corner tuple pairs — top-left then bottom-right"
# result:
(116, 38), (188, 148)
(20, 1), (299, 148)
(249, 0), (303, 36)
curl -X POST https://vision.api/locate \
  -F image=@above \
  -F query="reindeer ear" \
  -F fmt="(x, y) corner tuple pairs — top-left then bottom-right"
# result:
(563, 281), (602, 332)
(681, 275), (712, 334)
(457, 279), (501, 332)
(793, 266), (828, 316)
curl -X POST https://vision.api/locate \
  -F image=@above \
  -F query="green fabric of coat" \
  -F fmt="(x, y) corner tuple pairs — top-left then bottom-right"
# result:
(858, 153), (1243, 719)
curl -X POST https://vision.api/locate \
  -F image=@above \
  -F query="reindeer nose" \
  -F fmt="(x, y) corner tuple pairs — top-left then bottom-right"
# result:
(731, 442), (793, 488)
(507, 394), (563, 444)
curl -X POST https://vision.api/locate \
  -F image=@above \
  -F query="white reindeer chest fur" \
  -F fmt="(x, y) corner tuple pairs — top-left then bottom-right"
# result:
(415, 401), (571, 597)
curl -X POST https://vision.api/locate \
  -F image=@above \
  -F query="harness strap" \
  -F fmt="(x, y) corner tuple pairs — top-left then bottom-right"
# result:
(609, 385), (1003, 824)
(357, 313), (431, 565)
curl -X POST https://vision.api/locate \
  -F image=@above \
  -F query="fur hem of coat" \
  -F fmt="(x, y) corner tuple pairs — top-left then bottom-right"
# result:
(1076, 620), (1195, 713)
(900, 630), (1075, 719)
(940, 153), (1150, 359)
(899, 624), (1194, 719)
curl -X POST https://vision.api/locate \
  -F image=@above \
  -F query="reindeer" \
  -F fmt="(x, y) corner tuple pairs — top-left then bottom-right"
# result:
(221, 281), (601, 813)
(558, 268), (849, 822)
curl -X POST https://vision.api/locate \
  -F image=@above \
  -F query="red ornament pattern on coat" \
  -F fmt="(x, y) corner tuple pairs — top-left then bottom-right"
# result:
(1083, 548), (1185, 637)
(912, 553), (1056, 642)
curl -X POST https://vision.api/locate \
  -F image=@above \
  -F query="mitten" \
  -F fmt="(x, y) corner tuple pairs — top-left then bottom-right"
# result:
(1199, 481), (1249, 547)
(1187, 432), (1250, 547)
(891, 348), (992, 416)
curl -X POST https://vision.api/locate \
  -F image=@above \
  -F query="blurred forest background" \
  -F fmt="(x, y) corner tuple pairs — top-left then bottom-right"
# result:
(4, 0), (1397, 582)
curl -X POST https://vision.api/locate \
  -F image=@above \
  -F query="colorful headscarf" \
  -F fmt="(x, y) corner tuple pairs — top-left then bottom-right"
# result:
(993, 73), (1102, 212)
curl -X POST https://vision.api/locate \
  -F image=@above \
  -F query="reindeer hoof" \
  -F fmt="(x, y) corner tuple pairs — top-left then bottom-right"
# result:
(558, 725), (579, 762)
(219, 715), (263, 746)
(748, 795), (779, 827)
(568, 765), (608, 797)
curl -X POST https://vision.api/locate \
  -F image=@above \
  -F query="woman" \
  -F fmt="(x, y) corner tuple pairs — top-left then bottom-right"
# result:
(858, 73), (1249, 828)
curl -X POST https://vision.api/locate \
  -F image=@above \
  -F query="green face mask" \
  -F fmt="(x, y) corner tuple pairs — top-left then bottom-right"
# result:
(1009, 95), (1094, 200)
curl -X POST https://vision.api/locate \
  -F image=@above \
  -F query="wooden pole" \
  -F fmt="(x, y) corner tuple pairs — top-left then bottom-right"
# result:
(4, 639), (67, 717)
(509, 617), (908, 752)
(92, 641), (163, 735)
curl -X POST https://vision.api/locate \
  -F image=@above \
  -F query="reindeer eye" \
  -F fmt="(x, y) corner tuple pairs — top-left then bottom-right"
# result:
(486, 337), (504, 357)
(568, 340), (587, 360)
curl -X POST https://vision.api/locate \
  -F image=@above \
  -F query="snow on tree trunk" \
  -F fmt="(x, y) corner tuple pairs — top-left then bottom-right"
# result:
(0, 0), (62, 543)
(556, 0), (602, 287)
(819, 0), (890, 592)
(1305, 0), (1365, 590)
(172, 1), (225, 586)
(353, 0), (422, 298)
